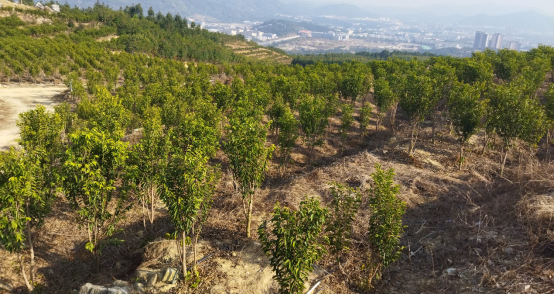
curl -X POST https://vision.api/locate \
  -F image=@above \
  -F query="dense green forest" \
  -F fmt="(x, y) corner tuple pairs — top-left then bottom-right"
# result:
(292, 50), (438, 65)
(1, 3), (554, 293)
(1, 2), (245, 63)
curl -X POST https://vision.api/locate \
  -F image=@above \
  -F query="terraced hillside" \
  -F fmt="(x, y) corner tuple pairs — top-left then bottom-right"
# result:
(227, 41), (292, 64)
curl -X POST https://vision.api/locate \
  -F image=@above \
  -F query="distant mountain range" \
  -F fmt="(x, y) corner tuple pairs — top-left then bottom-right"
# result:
(458, 11), (554, 32)
(67, 0), (554, 32)
(74, 0), (285, 21)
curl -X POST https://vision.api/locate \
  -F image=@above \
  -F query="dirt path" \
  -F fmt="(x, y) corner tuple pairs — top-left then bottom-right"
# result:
(0, 86), (68, 151)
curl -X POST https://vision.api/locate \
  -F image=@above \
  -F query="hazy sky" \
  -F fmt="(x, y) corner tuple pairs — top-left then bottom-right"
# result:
(309, 0), (553, 10)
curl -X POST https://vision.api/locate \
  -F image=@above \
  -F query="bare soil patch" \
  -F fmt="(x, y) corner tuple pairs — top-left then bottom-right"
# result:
(0, 85), (68, 151)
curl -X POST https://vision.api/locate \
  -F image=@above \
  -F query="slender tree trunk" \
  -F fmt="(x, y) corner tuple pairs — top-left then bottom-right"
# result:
(94, 223), (100, 273)
(182, 231), (187, 279)
(18, 253), (33, 291)
(432, 113), (437, 145)
(26, 203), (36, 283)
(193, 227), (198, 273)
(409, 125), (415, 155)
(501, 146), (509, 177)
(27, 224), (35, 284)
(459, 143), (464, 171)
(150, 184), (155, 233)
(246, 193), (254, 238)
(414, 124), (420, 154)
(390, 104), (398, 126)
(481, 130), (488, 155)
(390, 104), (398, 134)
(142, 196), (146, 230)
(546, 130), (551, 162)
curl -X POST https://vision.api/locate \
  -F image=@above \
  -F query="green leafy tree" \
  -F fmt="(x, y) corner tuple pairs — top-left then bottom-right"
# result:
(428, 61), (456, 144)
(127, 107), (169, 234)
(211, 81), (234, 113)
(61, 129), (130, 272)
(104, 65), (119, 92)
(268, 97), (287, 137)
(17, 105), (64, 159)
(339, 103), (354, 150)
(339, 71), (364, 103)
(77, 87), (131, 136)
(298, 95), (329, 161)
(400, 73), (434, 155)
(224, 99), (275, 238)
(161, 146), (219, 277)
(359, 102), (373, 141)
(489, 84), (547, 176)
(0, 149), (55, 291)
(326, 182), (361, 257)
(66, 72), (87, 100)
(372, 77), (394, 131)
(448, 83), (485, 170)
(366, 164), (406, 284)
(258, 197), (328, 294)
(277, 104), (299, 175)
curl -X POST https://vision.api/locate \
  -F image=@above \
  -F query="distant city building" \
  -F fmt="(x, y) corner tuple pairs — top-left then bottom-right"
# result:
(507, 41), (521, 51)
(473, 31), (488, 50)
(488, 33), (503, 50)
(298, 30), (312, 37)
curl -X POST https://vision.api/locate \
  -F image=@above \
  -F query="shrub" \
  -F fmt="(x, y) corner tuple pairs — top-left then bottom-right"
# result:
(258, 197), (328, 294)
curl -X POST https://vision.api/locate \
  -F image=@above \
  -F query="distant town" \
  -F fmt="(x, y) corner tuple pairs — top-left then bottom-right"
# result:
(195, 14), (553, 56)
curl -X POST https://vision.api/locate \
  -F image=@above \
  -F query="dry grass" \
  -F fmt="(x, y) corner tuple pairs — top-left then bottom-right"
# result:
(1, 93), (554, 293)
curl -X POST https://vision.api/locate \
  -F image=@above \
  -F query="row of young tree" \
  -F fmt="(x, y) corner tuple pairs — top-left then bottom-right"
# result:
(1, 5), (554, 293)
(1, 55), (553, 291)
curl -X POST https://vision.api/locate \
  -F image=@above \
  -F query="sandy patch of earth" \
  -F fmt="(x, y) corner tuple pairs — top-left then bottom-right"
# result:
(0, 86), (68, 151)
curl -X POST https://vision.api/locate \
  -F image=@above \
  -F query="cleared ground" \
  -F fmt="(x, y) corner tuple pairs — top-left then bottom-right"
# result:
(0, 86), (68, 151)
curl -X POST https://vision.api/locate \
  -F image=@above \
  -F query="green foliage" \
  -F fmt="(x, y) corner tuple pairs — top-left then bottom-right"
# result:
(277, 104), (299, 172)
(161, 143), (219, 274)
(268, 97), (287, 136)
(372, 77), (394, 129)
(292, 50), (435, 66)
(126, 107), (169, 231)
(401, 73), (434, 125)
(258, 197), (328, 294)
(211, 81), (234, 112)
(298, 95), (329, 157)
(367, 164), (406, 276)
(448, 83), (485, 144)
(489, 84), (547, 148)
(400, 72), (434, 154)
(0, 149), (53, 253)
(546, 85), (554, 123)
(339, 72), (364, 102)
(61, 128), (130, 269)
(77, 87), (131, 135)
(339, 103), (354, 143)
(326, 182), (361, 256)
(359, 103), (373, 139)
(224, 99), (275, 237)
(448, 83), (485, 168)
(17, 105), (64, 159)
